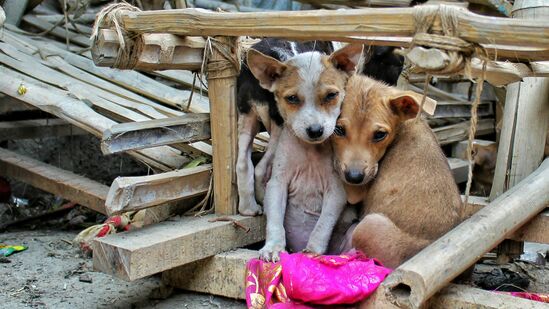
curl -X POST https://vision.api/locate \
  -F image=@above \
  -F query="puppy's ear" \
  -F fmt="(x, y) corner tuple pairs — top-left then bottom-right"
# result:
(389, 91), (437, 120)
(329, 44), (364, 74)
(247, 49), (287, 91)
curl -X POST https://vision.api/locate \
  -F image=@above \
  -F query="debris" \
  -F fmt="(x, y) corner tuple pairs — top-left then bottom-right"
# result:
(0, 257), (11, 263)
(475, 268), (530, 292)
(0, 244), (28, 257)
(79, 274), (93, 283)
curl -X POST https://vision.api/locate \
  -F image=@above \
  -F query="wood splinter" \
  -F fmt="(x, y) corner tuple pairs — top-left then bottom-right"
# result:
(208, 216), (251, 233)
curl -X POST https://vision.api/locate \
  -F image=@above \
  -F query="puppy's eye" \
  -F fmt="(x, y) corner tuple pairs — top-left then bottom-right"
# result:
(324, 92), (339, 102)
(373, 131), (388, 142)
(334, 125), (346, 137)
(285, 95), (300, 104)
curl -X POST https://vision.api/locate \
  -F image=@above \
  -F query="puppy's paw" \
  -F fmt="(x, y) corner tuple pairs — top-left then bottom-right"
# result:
(259, 242), (286, 262)
(238, 199), (263, 217)
(304, 240), (327, 256)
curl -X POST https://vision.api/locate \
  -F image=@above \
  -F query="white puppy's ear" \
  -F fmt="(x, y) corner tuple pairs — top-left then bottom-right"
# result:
(389, 91), (437, 120)
(247, 49), (287, 91)
(328, 44), (364, 74)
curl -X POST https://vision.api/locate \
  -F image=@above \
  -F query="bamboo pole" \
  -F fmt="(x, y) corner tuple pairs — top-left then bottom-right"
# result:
(207, 36), (239, 215)
(117, 6), (549, 50)
(377, 159), (549, 309)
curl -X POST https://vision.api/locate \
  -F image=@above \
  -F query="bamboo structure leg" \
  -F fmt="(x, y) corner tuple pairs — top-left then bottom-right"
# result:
(490, 0), (549, 263)
(206, 36), (240, 215)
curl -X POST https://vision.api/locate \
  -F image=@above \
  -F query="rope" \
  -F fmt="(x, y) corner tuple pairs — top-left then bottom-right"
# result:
(463, 60), (487, 206)
(204, 36), (241, 80)
(91, 2), (143, 69)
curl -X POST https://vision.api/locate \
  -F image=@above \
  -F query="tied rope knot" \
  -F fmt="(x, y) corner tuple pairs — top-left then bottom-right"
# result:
(403, 4), (487, 76)
(90, 2), (142, 69)
(203, 37), (241, 80)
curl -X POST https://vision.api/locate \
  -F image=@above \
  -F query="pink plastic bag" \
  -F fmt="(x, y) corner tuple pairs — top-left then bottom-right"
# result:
(245, 251), (391, 308)
(280, 251), (391, 305)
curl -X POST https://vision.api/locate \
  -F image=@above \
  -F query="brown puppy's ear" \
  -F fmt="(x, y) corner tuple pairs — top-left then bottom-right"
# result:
(247, 49), (287, 91)
(328, 44), (364, 74)
(389, 91), (437, 120)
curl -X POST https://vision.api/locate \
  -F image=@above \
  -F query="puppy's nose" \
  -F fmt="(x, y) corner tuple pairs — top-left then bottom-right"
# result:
(306, 125), (324, 139)
(345, 169), (365, 184)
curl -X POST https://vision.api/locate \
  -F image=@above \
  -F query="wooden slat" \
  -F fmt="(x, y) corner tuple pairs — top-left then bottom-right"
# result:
(119, 6), (549, 50)
(105, 165), (212, 215)
(0, 65), (185, 171)
(92, 214), (265, 281)
(433, 119), (494, 145)
(0, 147), (108, 214)
(448, 157), (468, 184)
(22, 14), (90, 47)
(0, 119), (87, 140)
(162, 248), (259, 299)
(101, 114), (210, 154)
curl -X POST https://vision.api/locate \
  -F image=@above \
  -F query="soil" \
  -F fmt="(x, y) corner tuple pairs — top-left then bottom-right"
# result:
(1, 229), (246, 309)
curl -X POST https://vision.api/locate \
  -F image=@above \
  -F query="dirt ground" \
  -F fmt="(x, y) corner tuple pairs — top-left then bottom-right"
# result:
(1, 229), (246, 309)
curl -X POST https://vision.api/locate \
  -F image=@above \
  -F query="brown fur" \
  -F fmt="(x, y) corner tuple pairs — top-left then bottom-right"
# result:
(332, 75), (462, 268)
(471, 143), (498, 196)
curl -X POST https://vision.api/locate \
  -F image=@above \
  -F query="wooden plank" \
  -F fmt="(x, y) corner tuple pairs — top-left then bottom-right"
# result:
(448, 158), (468, 184)
(22, 14), (91, 47)
(433, 119), (495, 145)
(0, 119), (87, 140)
(0, 147), (108, 214)
(207, 36), (239, 215)
(119, 6), (549, 50)
(2, 0), (29, 26)
(101, 114), (210, 154)
(0, 65), (185, 172)
(432, 100), (492, 119)
(105, 165), (212, 215)
(92, 29), (205, 71)
(162, 249), (258, 299)
(92, 214), (265, 281)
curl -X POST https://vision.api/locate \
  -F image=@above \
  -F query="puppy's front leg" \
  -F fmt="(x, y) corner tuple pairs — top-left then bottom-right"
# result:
(254, 124), (282, 204)
(259, 174), (288, 262)
(305, 180), (347, 255)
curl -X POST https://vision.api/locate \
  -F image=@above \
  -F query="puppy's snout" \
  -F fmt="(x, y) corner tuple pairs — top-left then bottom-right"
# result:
(344, 169), (365, 184)
(306, 124), (324, 139)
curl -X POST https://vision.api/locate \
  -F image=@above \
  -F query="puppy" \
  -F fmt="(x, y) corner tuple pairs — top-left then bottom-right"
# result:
(247, 44), (363, 261)
(236, 39), (334, 216)
(332, 75), (462, 268)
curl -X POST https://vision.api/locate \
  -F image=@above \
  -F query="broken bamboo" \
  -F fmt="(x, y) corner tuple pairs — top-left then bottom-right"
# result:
(377, 158), (549, 309)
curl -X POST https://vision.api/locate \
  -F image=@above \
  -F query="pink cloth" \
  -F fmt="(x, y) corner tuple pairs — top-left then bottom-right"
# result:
(245, 251), (391, 308)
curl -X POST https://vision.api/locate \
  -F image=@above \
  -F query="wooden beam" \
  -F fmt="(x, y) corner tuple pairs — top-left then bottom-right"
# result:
(118, 6), (549, 50)
(21, 14), (90, 47)
(92, 214), (265, 281)
(433, 100), (492, 119)
(2, 0), (29, 26)
(377, 158), (549, 309)
(101, 114), (210, 154)
(92, 29), (205, 71)
(462, 196), (549, 244)
(433, 119), (495, 145)
(163, 248), (259, 299)
(105, 165), (212, 215)
(207, 36), (239, 215)
(362, 283), (548, 308)
(0, 147), (108, 214)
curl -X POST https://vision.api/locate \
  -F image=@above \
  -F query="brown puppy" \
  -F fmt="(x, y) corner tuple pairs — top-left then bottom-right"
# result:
(331, 75), (462, 268)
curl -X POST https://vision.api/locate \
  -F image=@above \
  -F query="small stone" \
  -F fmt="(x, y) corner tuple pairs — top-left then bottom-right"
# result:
(79, 274), (92, 283)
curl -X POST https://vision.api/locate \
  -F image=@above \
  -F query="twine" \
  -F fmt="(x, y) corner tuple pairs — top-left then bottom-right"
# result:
(204, 36), (241, 80)
(90, 2), (142, 69)
(463, 60), (487, 206)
